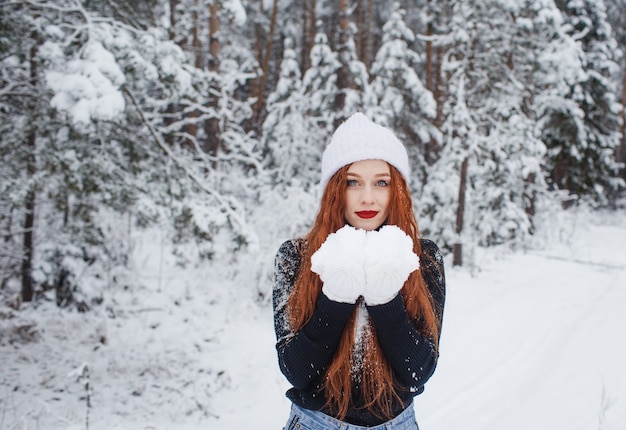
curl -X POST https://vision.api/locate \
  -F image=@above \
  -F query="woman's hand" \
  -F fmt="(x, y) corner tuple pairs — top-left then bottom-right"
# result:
(311, 225), (367, 304)
(363, 225), (419, 306)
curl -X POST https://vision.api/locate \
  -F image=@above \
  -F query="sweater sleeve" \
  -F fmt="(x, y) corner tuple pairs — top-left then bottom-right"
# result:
(366, 239), (446, 392)
(273, 240), (355, 390)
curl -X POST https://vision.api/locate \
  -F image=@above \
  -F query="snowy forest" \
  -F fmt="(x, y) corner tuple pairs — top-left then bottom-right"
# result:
(1, 0), (626, 428)
(3, 0), (625, 307)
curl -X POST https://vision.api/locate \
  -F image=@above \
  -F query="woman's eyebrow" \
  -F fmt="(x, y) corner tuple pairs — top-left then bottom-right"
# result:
(346, 172), (391, 177)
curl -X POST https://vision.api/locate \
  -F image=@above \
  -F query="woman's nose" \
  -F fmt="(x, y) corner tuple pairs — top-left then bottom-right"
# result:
(361, 185), (375, 203)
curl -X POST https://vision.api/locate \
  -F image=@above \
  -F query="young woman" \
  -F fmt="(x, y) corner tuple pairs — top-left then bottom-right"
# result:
(273, 112), (446, 429)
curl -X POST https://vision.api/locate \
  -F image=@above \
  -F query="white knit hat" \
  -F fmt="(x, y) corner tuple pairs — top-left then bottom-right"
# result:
(320, 112), (410, 191)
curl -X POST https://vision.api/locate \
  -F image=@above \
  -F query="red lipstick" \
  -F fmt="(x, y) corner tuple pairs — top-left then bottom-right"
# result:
(356, 211), (378, 219)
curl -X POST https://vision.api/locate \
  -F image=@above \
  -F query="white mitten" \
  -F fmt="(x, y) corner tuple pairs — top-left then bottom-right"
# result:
(363, 225), (420, 306)
(311, 225), (367, 304)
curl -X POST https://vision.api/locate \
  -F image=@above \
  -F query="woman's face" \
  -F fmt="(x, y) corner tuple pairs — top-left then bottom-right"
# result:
(344, 159), (391, 231)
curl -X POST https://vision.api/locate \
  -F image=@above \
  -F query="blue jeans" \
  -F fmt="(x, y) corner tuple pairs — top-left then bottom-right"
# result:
(283, 403), (419, 430)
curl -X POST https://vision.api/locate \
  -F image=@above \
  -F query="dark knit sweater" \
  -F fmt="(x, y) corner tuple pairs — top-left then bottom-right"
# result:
(273, 238), (446, 427)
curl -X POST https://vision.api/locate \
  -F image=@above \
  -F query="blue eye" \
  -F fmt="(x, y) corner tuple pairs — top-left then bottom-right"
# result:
(347, 179), (359, 187)
(376, 179), (390, 187)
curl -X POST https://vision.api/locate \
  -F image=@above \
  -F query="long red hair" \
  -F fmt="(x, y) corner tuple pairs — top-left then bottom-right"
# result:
(287, 164), (440, 420)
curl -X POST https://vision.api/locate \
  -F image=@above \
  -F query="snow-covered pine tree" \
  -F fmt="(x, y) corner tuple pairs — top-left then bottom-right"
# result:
(262, 28), (340, 192)
(603, 0), (626, 184)
(419, 69), (478, 264)
(419, 0), (477, 262)
(258, 25), (340, 199)
(143, 0), (262, 266)
(420, 0), (551, 264)
(0, 0), (260, 307)
(465, 0), (557, 248)
(0, 4), (56, 302)
(301, 26), (343, 177)
(301, 28), (341, 135)
(254, 37), (320, 296)
(369, 2), (437, 189)
(262, 38), (311, 191)
(334, 0), (375, 124)
(0, 1), (152, 306)
(544, 0), (624, 204)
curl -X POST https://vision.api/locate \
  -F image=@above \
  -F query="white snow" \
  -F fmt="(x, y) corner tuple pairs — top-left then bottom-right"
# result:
(45, 41), (126, 125)
(1, 208), (625, 430)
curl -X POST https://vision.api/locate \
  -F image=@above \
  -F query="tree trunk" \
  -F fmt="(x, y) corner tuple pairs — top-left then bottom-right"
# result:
(192, 1), (202, 67)
(204, 2), (222, 155)
(525, 172), (537, 234)
(356, 0), (363, 62)
(164, 0), (179, 146)
(309, 0), (316, 62)
(434, 49), (444, 126)
(617, 68), (626, 179)
(424, 8), (434, 168)
(301, 0), (309, 74)
(249, 0), (264, 132)
(434, 1), (451, 131)
(425, 1), (433, 93)
(21, 44), (39, 302)
(334, 0), (351, 125)
(253, 0), (279, 123)
(186, 0), (202, 142)
(208, 2), (220, 71)
(21, 156), (35, 303)
(361, 0), (373, 69)
(453, 156), (469, 267)
(169, 0), (177, 40)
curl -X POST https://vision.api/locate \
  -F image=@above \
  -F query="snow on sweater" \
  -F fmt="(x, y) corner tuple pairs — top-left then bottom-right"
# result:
(272, 237), (446, 427)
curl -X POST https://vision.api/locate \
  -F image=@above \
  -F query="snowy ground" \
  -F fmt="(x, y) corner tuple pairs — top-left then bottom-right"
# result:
(1, 208), (625, 430)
